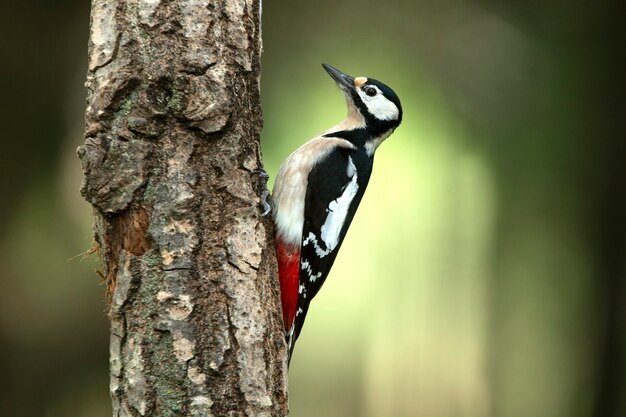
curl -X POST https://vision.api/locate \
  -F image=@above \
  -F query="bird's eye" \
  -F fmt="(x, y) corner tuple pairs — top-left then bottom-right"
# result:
(364, 86), (377, 97)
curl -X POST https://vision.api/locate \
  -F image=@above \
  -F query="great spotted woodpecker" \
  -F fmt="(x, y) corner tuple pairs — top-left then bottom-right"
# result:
(272, 64), (402, 364)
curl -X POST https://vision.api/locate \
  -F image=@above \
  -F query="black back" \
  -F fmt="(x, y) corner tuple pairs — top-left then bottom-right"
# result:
(290, 145), (373, 355)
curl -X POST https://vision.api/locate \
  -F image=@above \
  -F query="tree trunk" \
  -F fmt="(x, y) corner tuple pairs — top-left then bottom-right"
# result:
(78, 0), (289, 415)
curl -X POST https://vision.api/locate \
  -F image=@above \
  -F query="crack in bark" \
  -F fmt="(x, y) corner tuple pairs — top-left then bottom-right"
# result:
(160, 266), (193, 271)
(91, 31), (123, 72)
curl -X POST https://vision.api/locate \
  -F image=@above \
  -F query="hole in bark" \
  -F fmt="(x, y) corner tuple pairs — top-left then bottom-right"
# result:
(122, 207), (151, 256)
(105, 206), (152, 302)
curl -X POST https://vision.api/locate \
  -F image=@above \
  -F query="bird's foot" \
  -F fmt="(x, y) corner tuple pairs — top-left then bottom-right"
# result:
(259, 189), (272, 217)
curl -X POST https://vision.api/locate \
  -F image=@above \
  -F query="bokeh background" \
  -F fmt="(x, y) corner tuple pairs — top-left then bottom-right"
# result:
(0, 0), (621, 416)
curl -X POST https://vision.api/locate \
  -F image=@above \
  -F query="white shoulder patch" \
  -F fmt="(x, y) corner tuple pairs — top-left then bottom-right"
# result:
(320, 157), (359, 251)
(346, 155), (357, 177)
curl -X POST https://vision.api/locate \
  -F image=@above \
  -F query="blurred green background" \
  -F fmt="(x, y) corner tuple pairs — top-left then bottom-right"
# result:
(0, 0), (622, 416)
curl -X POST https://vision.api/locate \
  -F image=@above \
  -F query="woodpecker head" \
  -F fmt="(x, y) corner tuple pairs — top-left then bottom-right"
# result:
(322, 63), (402, 141)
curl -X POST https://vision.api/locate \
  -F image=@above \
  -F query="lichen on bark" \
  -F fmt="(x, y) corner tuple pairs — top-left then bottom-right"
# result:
(78, 0), (289, 415)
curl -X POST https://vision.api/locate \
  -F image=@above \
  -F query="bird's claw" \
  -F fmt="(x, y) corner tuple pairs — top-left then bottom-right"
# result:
(253, 167), (270, 180)
(260, 189), (272, 217)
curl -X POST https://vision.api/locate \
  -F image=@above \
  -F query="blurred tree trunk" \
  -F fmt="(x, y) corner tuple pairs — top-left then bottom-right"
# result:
(78, 0), (289, 416)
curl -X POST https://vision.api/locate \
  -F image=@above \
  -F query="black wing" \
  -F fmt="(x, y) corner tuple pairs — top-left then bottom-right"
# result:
(289, 147), (372, 356)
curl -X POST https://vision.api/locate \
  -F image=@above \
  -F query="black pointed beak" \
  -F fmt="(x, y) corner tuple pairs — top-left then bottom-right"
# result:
(322, 63), (354, 90)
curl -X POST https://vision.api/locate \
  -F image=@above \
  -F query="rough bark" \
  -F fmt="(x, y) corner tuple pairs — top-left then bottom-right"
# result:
(78, 0), (289, 416)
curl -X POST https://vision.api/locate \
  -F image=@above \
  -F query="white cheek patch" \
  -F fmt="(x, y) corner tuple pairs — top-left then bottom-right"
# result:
(358, 87), (399, 121)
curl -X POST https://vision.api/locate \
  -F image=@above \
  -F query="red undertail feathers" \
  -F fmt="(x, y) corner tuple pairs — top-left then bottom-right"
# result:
(275, 237), (300, 332)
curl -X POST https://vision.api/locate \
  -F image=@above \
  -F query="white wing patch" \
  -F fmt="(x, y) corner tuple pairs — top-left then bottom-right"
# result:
(320, 157), (359, 251)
